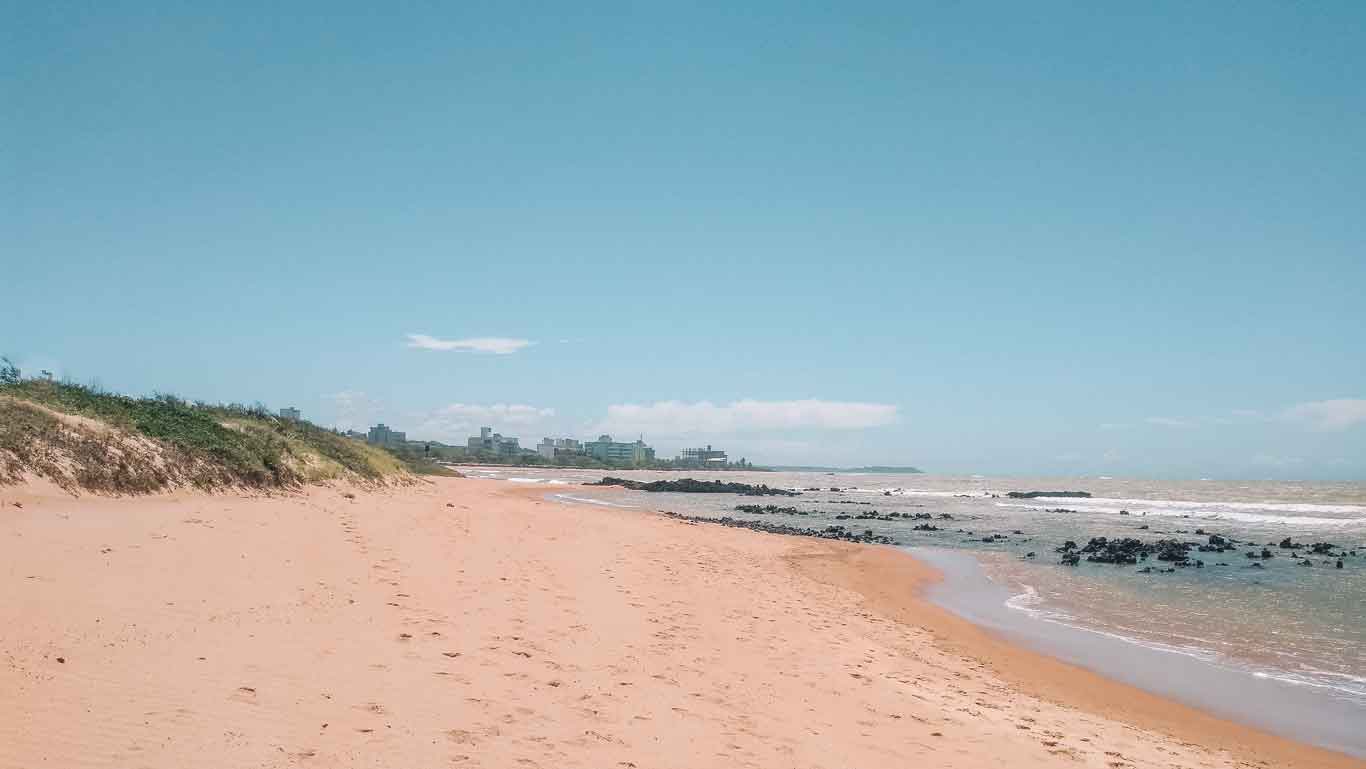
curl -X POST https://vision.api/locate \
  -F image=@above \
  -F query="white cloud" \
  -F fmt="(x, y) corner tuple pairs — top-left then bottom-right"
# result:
(1144, 416), (1191, 428)
(323, 390), (382, 431)
(591, 399), (899, 437)
(405, 334), (533, 354)
(417, 403), (556, 441)
(1139, 411), (1268, 429)
(1282, 399), (1366, 431)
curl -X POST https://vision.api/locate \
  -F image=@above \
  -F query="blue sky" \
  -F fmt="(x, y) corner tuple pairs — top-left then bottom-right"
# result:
(5, 1), (1365, 479)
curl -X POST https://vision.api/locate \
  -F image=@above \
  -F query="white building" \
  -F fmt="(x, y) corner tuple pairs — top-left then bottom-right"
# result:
(367, 423), (406, 447)
(468, 426), (520, 456)
(537, 437), (583, 460)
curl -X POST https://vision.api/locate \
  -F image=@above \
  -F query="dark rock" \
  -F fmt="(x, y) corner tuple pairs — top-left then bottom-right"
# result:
(662, 513), (895, 545)
(1007, 491), (1092, 499)
(734, 504), (804, 516)
(589, 477), (799, 496)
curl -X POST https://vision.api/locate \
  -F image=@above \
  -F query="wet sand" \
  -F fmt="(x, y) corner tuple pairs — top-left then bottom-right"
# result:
(1, 477), (1360, 768)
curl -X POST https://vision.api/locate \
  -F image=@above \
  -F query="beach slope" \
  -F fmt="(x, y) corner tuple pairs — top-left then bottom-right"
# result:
(1, 477), (1357, 768)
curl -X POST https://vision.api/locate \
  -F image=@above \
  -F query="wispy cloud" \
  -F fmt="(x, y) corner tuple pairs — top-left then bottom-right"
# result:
(1144, 416), (1191, 428)
(1142, 411), (1268, 429)
(323, 390), (382, 431)
(591, 399), (899, 437)
(405, 334), (534, 355)
(1282, 399), (1366, 431)
(417, 403), (556, 441)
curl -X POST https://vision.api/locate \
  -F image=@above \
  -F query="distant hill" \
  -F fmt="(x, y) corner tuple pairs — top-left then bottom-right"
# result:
(772, 465), (924, 474)
(0, 377), (414, 494)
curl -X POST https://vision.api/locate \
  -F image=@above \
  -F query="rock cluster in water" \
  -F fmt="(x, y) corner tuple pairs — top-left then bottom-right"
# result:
(733, 504), (805, 515)
(731, 505), (953, 522)
(1007, 491), (1092, 499)
(653, 492), (1363, 579)
(589, 477), (799, 496)
(665, 513), (896, 545)
(1056, 536), (1206, 568)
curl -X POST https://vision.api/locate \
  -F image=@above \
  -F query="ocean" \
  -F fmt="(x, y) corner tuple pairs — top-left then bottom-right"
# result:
(463, 467), (1366, 754)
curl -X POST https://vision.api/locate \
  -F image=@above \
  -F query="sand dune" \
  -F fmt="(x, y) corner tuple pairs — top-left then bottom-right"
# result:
(1, 477), (1358, 768)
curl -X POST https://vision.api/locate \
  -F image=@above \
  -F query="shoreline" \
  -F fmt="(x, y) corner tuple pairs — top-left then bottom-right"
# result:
(541, 482), (1364, 767)
(3, 477), (1361, 768)
(911, 547), (1365, 757)
(781, 539), (1361, 768)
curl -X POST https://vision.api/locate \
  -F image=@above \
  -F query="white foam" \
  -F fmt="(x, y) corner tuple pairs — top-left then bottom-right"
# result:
(1002, 588), (1222, 663)
(882, 488), (986, 498)
(996, 499), (1366, 527)
(549, 493), (636, 509)
(1250, 670), (1366, 700)
(1002, 588), (1366, 703)
(1030, 495), (1366, 517)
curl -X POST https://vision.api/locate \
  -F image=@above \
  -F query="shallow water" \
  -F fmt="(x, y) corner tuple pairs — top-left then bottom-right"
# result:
(466, 466), (1366, 746)
(913, 548), (1366, 757)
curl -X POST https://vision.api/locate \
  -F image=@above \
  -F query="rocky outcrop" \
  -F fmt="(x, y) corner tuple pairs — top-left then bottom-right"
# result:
(590, 477), (799, 496)
(1007, 491), (1092, 499)
(1056, 536), (1199, 567)
(665, 513), (895, 545)
(734, 504), (805, 515)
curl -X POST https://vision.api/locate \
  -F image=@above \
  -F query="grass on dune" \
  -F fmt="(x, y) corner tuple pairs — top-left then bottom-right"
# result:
(0, 378), (408, 494)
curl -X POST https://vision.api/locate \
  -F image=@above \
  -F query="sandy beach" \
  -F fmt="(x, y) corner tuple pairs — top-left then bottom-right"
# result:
(1, 476), (1359, 769)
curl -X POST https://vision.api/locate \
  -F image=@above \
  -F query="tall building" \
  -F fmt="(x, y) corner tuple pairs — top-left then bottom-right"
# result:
(537, 437), (584, 460)
(584, 435), (655, 465)
(678, 445), (728, 467)
(467, 426), (521, 456)
(279, 407), (301, 421)
(367, 423), (406, 447)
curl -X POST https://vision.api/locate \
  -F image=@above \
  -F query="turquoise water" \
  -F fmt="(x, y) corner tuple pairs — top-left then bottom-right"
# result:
(468, 467), (1366, 709)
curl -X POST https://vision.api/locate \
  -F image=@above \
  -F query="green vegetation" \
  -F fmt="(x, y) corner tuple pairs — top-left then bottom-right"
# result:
(0, 374), (409, 494)
(384, 444), (465, 477)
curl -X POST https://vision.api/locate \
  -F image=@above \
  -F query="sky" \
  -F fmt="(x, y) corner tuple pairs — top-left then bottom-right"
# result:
(4, 1), (1365, 479)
